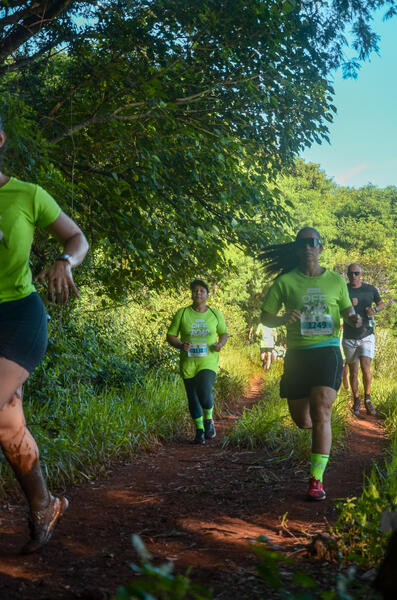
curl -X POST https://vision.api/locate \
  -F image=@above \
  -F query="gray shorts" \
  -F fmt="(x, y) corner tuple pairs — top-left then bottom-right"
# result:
(342, 334), (375, 363)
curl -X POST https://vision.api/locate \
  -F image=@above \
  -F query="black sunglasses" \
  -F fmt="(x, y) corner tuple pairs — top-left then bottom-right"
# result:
(348, 271), (361, 276)
(295, 237), (322, 248)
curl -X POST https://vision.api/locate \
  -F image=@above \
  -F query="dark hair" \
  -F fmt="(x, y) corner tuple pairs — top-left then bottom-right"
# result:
(189, 279), (209, 294)
(259, 227), (323, 278)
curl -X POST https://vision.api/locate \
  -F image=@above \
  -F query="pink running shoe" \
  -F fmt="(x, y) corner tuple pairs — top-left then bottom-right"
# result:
(306, 477), (326, 501)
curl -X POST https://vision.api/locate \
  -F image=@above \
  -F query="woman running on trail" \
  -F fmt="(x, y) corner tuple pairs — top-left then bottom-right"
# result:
(167, 280), (229, 444)
(0, 119), (89, 552)
(260, 227), (361, 500)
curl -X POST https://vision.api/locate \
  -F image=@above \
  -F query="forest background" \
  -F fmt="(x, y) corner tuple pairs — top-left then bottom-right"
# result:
(0, 1), (397, 596)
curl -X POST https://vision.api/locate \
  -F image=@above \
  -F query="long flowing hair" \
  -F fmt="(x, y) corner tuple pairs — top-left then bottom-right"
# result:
(259, 227), (322, 278)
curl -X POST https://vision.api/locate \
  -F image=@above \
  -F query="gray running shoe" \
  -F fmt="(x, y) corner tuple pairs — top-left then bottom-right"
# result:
(364, 398), (376, 416)
(204, 419), (216, 439)
(352, 397), (361, 416)
(21, 495), (69, 554)
(193, 429), (205, 444)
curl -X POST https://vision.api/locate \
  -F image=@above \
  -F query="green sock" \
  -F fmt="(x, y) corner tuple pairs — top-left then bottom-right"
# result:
(310, 453), (329, 482)
(203, 408), (213, 420)
(194, 416), (204, 430)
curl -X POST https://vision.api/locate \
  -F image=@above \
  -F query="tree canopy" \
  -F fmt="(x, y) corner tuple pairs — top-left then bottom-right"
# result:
(1, 1), (395, 294)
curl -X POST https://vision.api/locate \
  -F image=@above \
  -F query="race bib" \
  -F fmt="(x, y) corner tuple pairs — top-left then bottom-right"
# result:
(188, 343), (209, 357)
(300, 313), (334, 336)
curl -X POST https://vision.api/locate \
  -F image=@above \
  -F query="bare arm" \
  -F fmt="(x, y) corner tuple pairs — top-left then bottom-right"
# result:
(213, 332), (229, 352)
(366, 301), (385, 316)
(261, 310), (301, 328)
(166, 334), (192, 352)
(342, 306), (362, 328)
(37, 211), (89, 304)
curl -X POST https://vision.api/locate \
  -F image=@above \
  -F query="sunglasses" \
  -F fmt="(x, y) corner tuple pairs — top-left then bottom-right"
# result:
(348, 271), (361, 276)
(295, 237), (322, 248)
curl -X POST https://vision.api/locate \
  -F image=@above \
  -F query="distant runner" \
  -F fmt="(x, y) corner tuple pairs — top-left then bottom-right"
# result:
(342, 263), (384, 417)
(167, 280), (229, 444)
(260, 228), (361, 500)
(256, 323), (276, 370)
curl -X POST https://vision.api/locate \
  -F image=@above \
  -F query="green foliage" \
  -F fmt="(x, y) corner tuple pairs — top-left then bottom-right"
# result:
(1, 334), (257, 493)
(113, 535), (211, 600)
(224, 362), (349, 462)
(334, 338), (397, 567)
(253, 537), (380, 599)
(113, 535), (380, 600)
(1, 2), (395, 295)
(276, 160), (397, 328)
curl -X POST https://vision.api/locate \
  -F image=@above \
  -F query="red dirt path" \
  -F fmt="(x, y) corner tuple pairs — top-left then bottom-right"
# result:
(0, 377), (387, 600)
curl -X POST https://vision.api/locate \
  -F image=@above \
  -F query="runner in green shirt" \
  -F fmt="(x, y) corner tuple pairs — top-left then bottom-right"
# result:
(0, 118), (89, 553)
(167, 279), (229, 444)
(260, 227), (361, 501)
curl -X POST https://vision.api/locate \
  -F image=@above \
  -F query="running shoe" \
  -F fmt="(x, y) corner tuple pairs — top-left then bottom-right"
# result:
(204, 419), (216, 439)
(352, 397), (361, 417)
(193, 429), (205, 445)
(21, 495), (69, 554)
(364, 398), (376, 416)
(306, 477), (326, 501)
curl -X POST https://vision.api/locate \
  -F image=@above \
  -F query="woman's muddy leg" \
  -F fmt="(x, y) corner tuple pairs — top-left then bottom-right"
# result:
(0, 386), (50, 512)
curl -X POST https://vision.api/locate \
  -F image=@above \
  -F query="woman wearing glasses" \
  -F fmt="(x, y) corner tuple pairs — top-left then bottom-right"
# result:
(260, 227), (361, 501)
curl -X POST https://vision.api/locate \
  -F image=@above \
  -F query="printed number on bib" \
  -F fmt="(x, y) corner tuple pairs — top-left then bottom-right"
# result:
(188, 343), (209, 357)
(300, 313), (334, 336)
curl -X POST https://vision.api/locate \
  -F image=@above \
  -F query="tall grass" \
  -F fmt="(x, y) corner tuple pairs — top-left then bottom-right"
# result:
(334, 328), (397, 566)
(0, 343), (259, 494)
(224, 361), (350, 463)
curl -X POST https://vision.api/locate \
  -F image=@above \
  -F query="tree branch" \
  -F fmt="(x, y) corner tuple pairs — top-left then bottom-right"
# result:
(0, 0), (74, 62)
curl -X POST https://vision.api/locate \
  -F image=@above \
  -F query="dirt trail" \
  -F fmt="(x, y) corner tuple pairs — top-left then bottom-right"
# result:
(0, 377), (387, 600)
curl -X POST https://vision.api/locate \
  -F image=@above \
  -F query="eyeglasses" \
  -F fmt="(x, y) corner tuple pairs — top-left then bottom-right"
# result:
(295, 238), (322, 248)
(348, 271), (361, 277)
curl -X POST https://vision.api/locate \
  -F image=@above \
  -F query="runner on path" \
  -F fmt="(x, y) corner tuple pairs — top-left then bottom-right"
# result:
(0, 118), (89, 552)
(342, 263), (385, 417)
(260, 228), (361, 500)
(167, 280), (228, 444)
(255, 322), (276, 370)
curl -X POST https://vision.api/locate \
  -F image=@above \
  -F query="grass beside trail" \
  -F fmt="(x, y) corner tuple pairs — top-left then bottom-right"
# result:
(334, 375), (397, 566)
(0, 343), (260, 494)
(223, 360), (350, 463)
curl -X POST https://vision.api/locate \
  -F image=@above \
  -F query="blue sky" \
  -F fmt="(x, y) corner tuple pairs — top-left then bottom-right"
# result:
(301, 12), (396, 189)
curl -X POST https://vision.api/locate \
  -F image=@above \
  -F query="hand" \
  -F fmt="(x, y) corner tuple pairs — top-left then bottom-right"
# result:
(37, 261), (79, 305)
(212, 342), (223, 352)
(181, 342), (192, 351)
(283, 309), (301, 325)
(365, 306), (375, 316)
(349, 313), (362, 328)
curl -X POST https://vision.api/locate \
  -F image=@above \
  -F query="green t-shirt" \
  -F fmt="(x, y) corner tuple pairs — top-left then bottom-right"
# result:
(261, 268), (351, 350)
(167, 305), (228, 378)
(0, 177), (61, 303)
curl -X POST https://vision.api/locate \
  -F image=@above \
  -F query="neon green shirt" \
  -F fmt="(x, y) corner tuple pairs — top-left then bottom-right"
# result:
(167, 305), (228, 378)
(261, 268), (351, 350)
(0, 177), (61, 303)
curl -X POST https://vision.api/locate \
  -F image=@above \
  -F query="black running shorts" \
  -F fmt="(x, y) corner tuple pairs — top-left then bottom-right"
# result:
(0, 292), (48, 373)
(280, 346), (343, 400)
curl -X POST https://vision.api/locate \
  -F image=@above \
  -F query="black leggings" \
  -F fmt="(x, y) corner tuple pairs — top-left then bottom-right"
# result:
(183, 369), (216, 420)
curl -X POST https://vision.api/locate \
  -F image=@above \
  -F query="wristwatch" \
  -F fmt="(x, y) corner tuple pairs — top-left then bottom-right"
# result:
(374, 306), (379, 313)
(56, 253), (72, 264)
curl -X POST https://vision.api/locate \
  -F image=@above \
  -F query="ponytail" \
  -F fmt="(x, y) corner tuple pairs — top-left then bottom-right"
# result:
(258, 241), (298, 278)
(259, 227), (322, 279)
